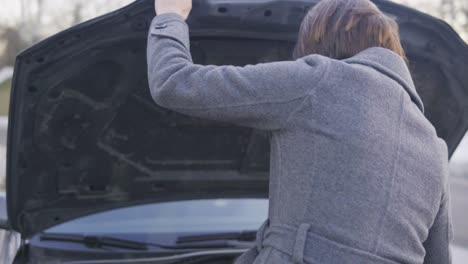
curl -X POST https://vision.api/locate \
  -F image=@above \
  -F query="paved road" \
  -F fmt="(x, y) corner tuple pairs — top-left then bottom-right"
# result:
(1, 118), (6, 191)
(450, 137), (468, 248)
(451, 174), (468, 248)
(0, 118), (6, 146)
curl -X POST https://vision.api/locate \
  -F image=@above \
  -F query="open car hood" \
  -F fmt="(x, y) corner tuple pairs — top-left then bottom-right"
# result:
(7, 0), (468, 237)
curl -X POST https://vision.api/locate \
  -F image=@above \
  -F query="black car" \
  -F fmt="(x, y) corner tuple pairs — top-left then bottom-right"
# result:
(3, 0), (468, 263)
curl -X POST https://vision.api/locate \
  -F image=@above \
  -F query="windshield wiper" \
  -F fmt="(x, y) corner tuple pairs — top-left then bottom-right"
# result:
(41, 231), (257, 252)
(174, 231), (256, 249)
(40, 233), (150, 251)
(177, 231), (256, 243)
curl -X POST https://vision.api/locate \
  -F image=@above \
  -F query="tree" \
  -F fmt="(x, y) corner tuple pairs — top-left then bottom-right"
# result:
(438, 0), (468, 39)
(459, 1), (468, 33)
(0, 0), (132, 68)
(392, 0), (467, 41)
(0, 27), (29, 66)
(71, 1), (84, 25)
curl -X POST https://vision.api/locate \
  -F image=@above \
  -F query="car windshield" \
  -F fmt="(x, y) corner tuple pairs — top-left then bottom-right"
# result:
(46, 199), (268, 235)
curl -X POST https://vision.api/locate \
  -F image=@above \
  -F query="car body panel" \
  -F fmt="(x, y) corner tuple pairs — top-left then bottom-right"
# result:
(7, 0), (468, 237)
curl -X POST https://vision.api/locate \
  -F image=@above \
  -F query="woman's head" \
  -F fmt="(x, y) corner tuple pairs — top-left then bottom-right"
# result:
(293, 0), (406, 61)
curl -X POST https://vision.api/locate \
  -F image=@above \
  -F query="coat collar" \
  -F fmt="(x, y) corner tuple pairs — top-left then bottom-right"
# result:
(344, 47), (425, 113)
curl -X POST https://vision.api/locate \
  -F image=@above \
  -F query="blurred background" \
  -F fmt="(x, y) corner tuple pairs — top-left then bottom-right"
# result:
(0, 0), (467, 259)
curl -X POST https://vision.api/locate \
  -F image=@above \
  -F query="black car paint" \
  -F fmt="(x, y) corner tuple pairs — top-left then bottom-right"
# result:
(6, 0), (468, 262)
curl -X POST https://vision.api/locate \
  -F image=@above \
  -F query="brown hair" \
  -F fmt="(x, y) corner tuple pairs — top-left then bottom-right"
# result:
(293, 0), (407, 62)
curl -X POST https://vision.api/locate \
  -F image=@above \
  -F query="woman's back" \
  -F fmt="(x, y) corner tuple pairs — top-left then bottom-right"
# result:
(262, 48), (450, 263)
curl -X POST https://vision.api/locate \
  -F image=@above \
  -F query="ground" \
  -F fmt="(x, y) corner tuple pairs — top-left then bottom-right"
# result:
(0, 79), (11, 116)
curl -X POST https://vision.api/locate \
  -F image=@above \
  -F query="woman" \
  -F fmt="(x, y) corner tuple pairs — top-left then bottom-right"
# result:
(147, 0), (452, 263)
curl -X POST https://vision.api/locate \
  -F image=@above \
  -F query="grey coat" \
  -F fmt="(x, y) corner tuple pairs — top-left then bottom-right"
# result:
(147, 13), (452, 264)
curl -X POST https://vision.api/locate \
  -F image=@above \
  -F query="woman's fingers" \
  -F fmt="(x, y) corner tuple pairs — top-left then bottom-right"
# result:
(155, 0), (192, 20)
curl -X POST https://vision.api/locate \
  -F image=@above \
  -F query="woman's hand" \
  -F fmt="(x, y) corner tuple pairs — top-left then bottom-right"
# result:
(155, 0), (192, 20)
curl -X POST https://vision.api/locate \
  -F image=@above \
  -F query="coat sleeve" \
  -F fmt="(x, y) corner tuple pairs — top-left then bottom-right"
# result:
(422, 187), (453, 264)
(147, 14), (329, 130)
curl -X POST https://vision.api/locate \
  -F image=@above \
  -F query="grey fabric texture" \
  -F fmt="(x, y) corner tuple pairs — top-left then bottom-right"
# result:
(147, 13), (452, 264)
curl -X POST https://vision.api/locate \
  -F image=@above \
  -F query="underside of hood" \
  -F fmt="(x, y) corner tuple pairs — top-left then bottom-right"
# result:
(7, 0), (468, 237)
